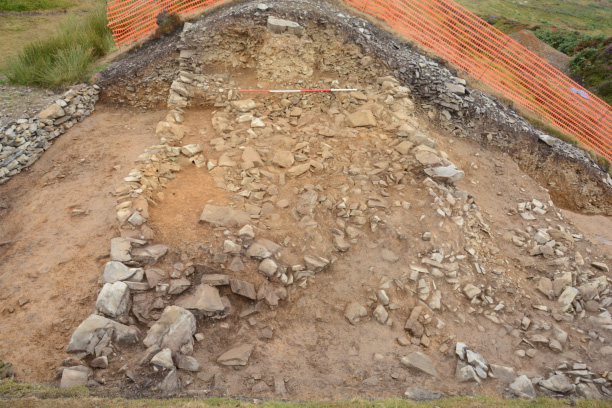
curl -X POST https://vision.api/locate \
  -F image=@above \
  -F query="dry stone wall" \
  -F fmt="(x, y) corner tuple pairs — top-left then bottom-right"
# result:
(0, 84), (100, 185)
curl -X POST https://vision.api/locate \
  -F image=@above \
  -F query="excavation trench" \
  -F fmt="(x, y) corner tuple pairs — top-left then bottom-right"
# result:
(1, 0), (611, 402)
(98, 0), (612, 217)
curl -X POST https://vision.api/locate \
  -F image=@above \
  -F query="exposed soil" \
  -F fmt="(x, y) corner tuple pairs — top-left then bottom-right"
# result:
(0, 105), (164, 381)
(0, 0), (611, 403)
(509, 30), (571, 75)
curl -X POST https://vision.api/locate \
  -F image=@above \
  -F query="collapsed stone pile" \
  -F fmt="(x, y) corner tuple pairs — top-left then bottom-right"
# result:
(0, 84), (99, 185)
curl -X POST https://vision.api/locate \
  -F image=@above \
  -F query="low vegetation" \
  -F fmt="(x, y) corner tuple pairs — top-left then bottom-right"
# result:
(455, 0), (612, 36)
(1, 1), (114, 88)
(0, 0), (74, 12)
(532, 28), (612, 105)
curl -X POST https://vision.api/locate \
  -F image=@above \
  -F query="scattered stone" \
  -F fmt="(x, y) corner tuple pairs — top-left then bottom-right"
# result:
(424, 166), (464, 186)
(373, 304), (389, 324)
(287, 163), (311, 177)
(509, 375), (536, 399)
(592, 262), (609, 273)
(176, 355), (199, 372)
(199, 205), (250, 228)
(403, 387), (443, 401)
(540, 374), (575, 394)
(304, 255), (330, 273)
(151, 348), (175, 370)
(143, 306), (196, 357)
(229, 279), (257, 300)
(345, 301), (367, 325)
(455, 362), (480, 383)
(405, 306), (424, 337)
(558, 286), (578, 311)
(96, 281), (131, 318)
(267, 16), (303, 36)
(272, 151), (295, 168)
(102, 261), (136, 284)
(131, 244), (168, 265)
(175, 284), (226, 317)
(346, 110), (377, 127)
(231, 100), (256, 112)
(60, 368), (88, 389)
(489, 364), (517, 384)
(159, 369), (180, 393)
(90, 356), (108, 369)
(67, 314), (139, 355)
(168, 278), (192, 295)
(400, 352), (439, 377)
(463, 284), (481, 300)
(217, 344), (254, 366)
(258, 258), (278, 277)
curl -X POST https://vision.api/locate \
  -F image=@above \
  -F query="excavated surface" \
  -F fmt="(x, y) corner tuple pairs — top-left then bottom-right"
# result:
(0, 0), (611, 402)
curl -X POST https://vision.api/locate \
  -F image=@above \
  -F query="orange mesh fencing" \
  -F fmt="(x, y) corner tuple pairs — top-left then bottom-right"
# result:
(107, 0), (612, 161)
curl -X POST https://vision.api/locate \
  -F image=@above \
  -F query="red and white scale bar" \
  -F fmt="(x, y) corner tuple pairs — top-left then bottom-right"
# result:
(239, 88), (358, 93)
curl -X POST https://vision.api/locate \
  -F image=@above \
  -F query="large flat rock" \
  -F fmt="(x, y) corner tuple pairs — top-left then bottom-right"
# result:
(199, 205), (250, 228)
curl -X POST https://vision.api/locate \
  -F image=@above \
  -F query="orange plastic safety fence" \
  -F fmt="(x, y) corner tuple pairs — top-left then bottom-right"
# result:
(107, 0), (612, 161)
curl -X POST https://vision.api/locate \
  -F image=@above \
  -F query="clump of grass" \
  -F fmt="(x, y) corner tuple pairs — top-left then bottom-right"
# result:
(0, 379), (89, 399)
(0, 0), (74, 12)
(1, 2), (114, 88)
(153, 11), (182, 38)
(525, 116), (579, 146)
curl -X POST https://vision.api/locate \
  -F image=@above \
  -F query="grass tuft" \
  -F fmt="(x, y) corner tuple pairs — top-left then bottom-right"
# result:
(0, 379), (89, 399)
(1, 2), (114, 88)
(0, 0), (75, 12)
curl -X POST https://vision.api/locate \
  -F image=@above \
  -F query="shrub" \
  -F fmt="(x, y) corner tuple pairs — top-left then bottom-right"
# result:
(533, 28), (604, 56)
(569, 47), (599, 76)
(154, 11), (182, 38)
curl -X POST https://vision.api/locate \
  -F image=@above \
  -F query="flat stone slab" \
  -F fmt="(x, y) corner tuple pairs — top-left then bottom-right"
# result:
(404, 387), (444, 401)
(217, 344), (254, 366)
(176, 284), (225, 316)
(199, 205), (250, 228)
(400, 352), (439, 377)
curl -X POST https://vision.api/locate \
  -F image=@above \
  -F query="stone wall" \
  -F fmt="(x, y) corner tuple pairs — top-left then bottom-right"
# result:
(0, 84), (100, 185)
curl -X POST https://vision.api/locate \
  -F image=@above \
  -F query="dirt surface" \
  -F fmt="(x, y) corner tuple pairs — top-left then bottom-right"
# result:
(509, 30), (571, 75)
(0, 0), (611, 403)
(0, 105), (164, 381)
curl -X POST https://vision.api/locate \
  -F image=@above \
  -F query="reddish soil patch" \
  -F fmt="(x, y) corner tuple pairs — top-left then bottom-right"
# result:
(0, 105), (164, 381)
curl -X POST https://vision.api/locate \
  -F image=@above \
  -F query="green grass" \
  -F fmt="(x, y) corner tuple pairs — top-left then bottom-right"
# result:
(0, 0), (75, 12)
(1, 380), (611, 408)
(0, 379), (89, 399)
(454, 0), (612, 36)
(1, 395), (612, 408)
(1, 1), (115, 88)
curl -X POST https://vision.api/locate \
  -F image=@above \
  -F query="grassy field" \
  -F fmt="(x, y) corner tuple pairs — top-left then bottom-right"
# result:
(0, 0), (75, 12)
(1, 0), (114, 87)
(0, 379), (611, 408)
(0, 0), (104, 65)
(454, 0), (612, 36)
